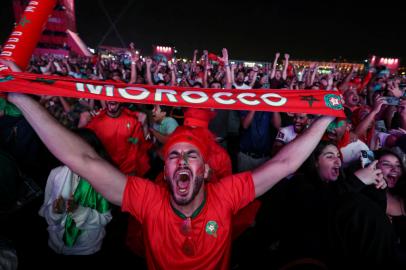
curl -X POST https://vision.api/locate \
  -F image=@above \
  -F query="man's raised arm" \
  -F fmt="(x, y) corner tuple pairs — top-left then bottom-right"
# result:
(2, 60), (126, 206)
(252, 115), (334, 197)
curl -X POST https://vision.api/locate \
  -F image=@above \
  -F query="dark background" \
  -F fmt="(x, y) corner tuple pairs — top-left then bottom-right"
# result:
(0, 0), (404, 62)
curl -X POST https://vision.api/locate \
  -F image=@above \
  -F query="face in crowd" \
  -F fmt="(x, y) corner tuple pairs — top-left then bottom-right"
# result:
(316, 144), (342, 182)
(326, 119), (348, 143)
(377, 153), (403, 189)
(343, 88), (360, 108)
(293, 113), (310, 134)
(151, 104), (166, 123)
(320, 77), (328, 89)
(274, 70), (282, 80)
(209, 81), (222, 89)
(235, 71), (245, 84)
(164, 142), (208, 206)
(106, 101), (122, 118)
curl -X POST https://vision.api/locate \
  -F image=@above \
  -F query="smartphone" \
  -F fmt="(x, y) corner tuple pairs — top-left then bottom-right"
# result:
(360, 150), (374, 168)
(382, 96), (400, 106)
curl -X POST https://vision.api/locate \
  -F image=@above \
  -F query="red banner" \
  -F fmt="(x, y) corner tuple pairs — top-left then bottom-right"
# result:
(1, 0), (57, 70)
(0, 72), (345, 117)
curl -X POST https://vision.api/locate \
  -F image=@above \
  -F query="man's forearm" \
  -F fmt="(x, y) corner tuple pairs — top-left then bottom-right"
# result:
(274, 116), (333, 168)
(253, 116), (334, 197)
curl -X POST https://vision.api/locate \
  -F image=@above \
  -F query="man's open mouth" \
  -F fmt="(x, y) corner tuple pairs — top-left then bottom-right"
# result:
(174, 169), (192, 195)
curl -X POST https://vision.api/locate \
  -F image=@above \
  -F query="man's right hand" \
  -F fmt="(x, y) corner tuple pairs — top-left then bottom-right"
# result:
(0, 58), (21, 72)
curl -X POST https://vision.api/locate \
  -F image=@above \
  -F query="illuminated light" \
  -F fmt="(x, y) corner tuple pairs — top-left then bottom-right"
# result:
(388, 59), (394, 65)
(394, 59), (399, 63)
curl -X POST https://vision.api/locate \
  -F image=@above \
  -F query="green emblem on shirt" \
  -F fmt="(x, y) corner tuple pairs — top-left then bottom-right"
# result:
(205, 221), (218, 238)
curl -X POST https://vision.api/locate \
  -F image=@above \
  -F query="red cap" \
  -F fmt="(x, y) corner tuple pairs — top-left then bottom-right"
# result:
(183, 108), (216, 128)
(162, 126), (209, 160)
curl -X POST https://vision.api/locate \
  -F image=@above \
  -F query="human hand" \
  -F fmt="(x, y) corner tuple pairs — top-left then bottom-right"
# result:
(0, 58), (21, 72)
(375, 176), (387, 189)
(372, 95), (385, 114)
(387, 83), (403, 98)
(399, 99), (406, 116)
(129, 42), (135, 51)
(354, 160), (384, 186)
(221, 48), (229, 62)
(284, 53), (290, 60)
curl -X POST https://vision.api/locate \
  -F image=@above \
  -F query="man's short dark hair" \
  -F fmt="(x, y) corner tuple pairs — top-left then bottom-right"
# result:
(209, 80), (222, 88)
(192, 82), (203, 88)
(159, 105), (173, 115)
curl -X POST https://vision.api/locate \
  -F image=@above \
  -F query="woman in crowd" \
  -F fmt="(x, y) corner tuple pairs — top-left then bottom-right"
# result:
(269, 141), (394, 269)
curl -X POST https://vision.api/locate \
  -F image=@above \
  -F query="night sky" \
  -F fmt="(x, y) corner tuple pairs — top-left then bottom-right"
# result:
(1, 0), (405, 63)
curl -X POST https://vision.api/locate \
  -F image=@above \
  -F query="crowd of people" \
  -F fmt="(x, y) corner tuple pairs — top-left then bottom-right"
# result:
(0, 44), (406, 269)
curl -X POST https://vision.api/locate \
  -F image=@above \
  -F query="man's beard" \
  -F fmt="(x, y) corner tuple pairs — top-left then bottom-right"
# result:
(167, 174), (205, 206)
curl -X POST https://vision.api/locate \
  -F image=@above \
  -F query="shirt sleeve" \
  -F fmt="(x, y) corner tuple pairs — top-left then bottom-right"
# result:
(275, 127), (289, 144)
(121, 176), (164, 223)
(211, 172), (255, 215)
(163, 117), (178, 135)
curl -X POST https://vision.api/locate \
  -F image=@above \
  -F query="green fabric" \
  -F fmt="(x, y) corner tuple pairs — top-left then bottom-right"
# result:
(63, 178), (110, 247)
(127, 137), (139, 144)
(171, 193), (206, 219)
(0, 98), (21, 117)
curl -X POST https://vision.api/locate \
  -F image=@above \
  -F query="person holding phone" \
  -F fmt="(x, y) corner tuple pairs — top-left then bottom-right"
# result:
(262, 141), (391, 269)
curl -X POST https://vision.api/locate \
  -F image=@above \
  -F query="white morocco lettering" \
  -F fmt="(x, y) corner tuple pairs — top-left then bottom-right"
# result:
(74, 84), (288, 107)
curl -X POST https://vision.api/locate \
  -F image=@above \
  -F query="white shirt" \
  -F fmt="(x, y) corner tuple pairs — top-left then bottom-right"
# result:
(340, 140), (370, 167)
(275, 125), (298, 145)
(39, 166), (112, 255)
(233, 83), (251, 90)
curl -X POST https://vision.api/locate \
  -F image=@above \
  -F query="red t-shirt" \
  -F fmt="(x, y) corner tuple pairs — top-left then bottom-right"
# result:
(122, 172), (255, 270)
(86, 108), (150, 175)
